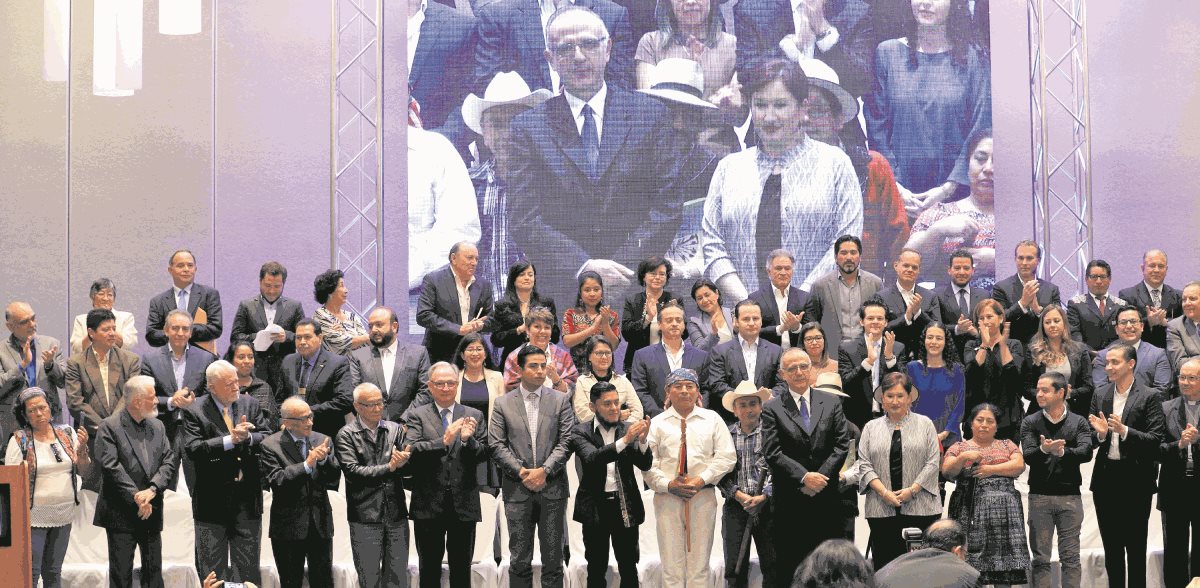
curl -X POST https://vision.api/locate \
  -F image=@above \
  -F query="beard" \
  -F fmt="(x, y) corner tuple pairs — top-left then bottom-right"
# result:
(143, 406), (160, 421)
(372, 331), (395, 348)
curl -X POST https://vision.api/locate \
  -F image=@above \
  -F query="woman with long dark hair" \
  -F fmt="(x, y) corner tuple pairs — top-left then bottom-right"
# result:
(490, 261), (559, 364)
(562, 270), (621, 369)
(906, 321), (965, 444)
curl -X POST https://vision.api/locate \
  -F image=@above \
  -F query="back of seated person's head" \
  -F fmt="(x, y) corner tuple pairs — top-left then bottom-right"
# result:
(792, 539), (875, 588)
(924, 519), (967, 556)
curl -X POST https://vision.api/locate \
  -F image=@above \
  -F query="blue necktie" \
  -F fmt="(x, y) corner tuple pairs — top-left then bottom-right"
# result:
(24, 340), (38, 387)
(177, 288), (188, 311)
(581, 104), (600, 177)
(441, 408), (452, 431)
(799, 395), (811, 432)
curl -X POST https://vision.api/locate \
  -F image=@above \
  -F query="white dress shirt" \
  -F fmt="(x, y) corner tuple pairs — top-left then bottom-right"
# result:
(262, 297), (278, 326)
(663, 341), (685, 372)
(739, 335), (760, 384)
(380, 338), (399, 396)
(644, 406), (736, 493)
(1106, 384), (1131, 460)
(407, 0), (427, 73)
(453, 269), (476, 326)
(595, 420), (629, 491)
(563, 84), (607, 141)
(774, 286), (797, 348)
(896, 282), (923, 324)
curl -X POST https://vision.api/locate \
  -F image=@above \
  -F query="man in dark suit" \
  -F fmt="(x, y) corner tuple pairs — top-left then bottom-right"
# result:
(837, 300), (903, 428)
(749, 249), (810, 349)
(1, 301), (68, 437)
(1158, 357), (1200, 588)
(280, 320), (354, 438)
(992, 240), (1062, 347)
(1087, 343), (1166, 588)
(489, 345), (576, 588)
(229, 261), (306, 397)
(567, 380), (652, 588)
(1067, 259), (1123, 351)
(935, 249), (989, 355)
(181, 360), (271, 586)
(762, 347), (850, 584)
(404, 362), (490, 588)
(260, 396), (340, 588)
(870, 248), (941, 361)
(504, 7), (682, 308)
(350, 307), (432, 421)
(93, 375), (178, 588)
(630, 303), (707, 417)
(140, 309), (215, 490)
(472, 0), (635, 94)
(416, 242), (495, 364)
(409, 0), (477, 133)
(705, 299), (783, 423)
(146, 249), (223, 353)
(1117, 249), (1182, 350)
(1089, 306), (1172, 397)
(803, 235), (886, 349)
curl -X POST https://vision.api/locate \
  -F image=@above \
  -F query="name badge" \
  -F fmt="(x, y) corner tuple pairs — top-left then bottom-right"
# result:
(298, 387), (307, 398)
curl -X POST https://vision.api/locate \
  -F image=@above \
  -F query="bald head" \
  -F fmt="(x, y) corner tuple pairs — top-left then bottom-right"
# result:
(545, 7), (611, 99)
(5, 301), (36, 340)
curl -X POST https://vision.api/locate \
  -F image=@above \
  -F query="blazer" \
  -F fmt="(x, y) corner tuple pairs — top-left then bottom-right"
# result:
(629, 342), (708, 418)
(567, 418), (652, 527)
(686, 306), (735, 353)
(260, 430), (340, 540)
(1117, 281), (1182, 349)
(471, 0), (635, 94)
(180, 393), (271, 523)
(1157, 396), (1200, 512)
(506, 89), (682, 308)
(92, 410), (177, 533)
(66, 346), (143, 433)
(403, 402), (490, 521)
(490, 296), (560, 363)
(140, 346), (216, 438)
(0, 334), (67, 429)
(991, 274), (1061, 346)
(1024, 344), (1094, 417)
(348, 342), (432, 421)
(761, 389), (850, 506)
(280, 349), (354, 437)
(229, 294), (305, 364)
(334, 418), (409, 523)
(146, 283), (223, 347)
(836, 337), (906, 428)
(1166, 316), (1200, 373)
(935, 283), (991, 354)
(1091, 340), (1172, 398)
(416, 265), (496, 363)
(704, 337), (782, 423)
(1065, 292), (1124, 351)
(1089, 381), (1165, 494)
(749, 284), (810, 347)
(962, 339), (1026, 433)
(410, 2), (476, 131)
(488, 385), (575, 501)
(70, 309), (138, 356)
(803, 269), (884, 347)
(870, 283), (942, 361)
(620, 290), (686, 373)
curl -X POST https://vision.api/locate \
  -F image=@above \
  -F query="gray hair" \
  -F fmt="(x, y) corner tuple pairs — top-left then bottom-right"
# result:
(89, 278), (116, 298)
(165, 308), (193, 327)
(353, 382), (383, 404)
(205, 360), (237, 385)
(428, 361), (459, 382)
(763, 248), (795, 269)
(280, 396), (310, 418)
(124, 375), (157, 401)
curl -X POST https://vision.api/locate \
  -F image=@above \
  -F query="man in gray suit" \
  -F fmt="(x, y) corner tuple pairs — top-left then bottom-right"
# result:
(1091, 306), (1172, 397)
(489, 345), (576, 588)
(93, 375), (178, 588)
(229, 261), (306, 396)
(1, 301), (68, 438)
(803, 235), (884, 349)
(1166, 281), (1200, 373)
(350, 307), (432, 421)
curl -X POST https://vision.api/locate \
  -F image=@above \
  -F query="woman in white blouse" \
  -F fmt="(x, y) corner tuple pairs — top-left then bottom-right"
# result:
(855, 371), (942, 570)
(69, 278), (138, 355)
(4, 388), (90, 588)
(572, 336), (644, 423)
(311, 269), (369, 355)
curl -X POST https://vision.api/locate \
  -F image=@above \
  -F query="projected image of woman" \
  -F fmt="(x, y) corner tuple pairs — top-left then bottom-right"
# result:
(700, 58), (863, 302)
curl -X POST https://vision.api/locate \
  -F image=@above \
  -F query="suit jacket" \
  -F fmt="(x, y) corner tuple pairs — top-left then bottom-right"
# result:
(1066, 292), (1124, 351)
(620, 290), (685, 373)
(875, 548), (980, 588)
(1157, 396), (1200, 512)
(1166, 316), (1200, 373)
(334, 418), (409, 523)
(404, 402), (490, 521)
(870, 283), (942, 361)
(704, 337), (782, 423)
(66, 346), (143, 433)
(146, 283), (223, 347)
(1024, 344), (1094, 417)
(70, 309), (138, 356)
(471, 0), (635, 94)
(935, 283), (991, 355)
(837, 337), (906, 428)
(93, 410), (177, 532)
(410, 2), (476, 131)
(749, 285), (810, 347)
(491, 296), (560, 363)
(803, 269), (884, 347)
(280, 349), (354, 437)
(761, 389), (850, 508)
(488, 385), (575, 501)
(260, 430), (340, 540)
(180, 393), (271, 523)
(686, 306), (735, 353)
(416, 265), (496, 363)
(629, 342), (708, 418)
(1089, 381), (1165, 494)
(567, 418), (652, 526)
(506, 89), (682, 308)
(1090, 340), (1172, 398)
(140, 346), (216, 438)
(349, 342), (432, 421)
(229, 295), (305, 383)
(0, 334), (67, 430)
(991, 274), (1061, 346)
(962, 339), (1026, 432)
(1117, 282), (1182, 350)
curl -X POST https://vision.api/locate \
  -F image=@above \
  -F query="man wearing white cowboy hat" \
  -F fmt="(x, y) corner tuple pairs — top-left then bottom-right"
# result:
(761, 346), (851, 586)
(461, 72), (554, 294)
(717, 380), (777, 588)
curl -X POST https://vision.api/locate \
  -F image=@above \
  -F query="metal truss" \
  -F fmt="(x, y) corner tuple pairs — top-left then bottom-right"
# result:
(1028, 0), (1094, 297)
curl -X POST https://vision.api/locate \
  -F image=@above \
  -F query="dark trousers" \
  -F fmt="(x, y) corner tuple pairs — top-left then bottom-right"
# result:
(722, 498), (775, 588)
(1162, 503), (1200, 588)
(414, 516), (477, 588)
(504, 492), (567, 587)
(1094, 488), (1153, 588)
(581, 495), (640, 588)
(194, 510), (263, 585)
(106, 528), (163, 588)
(271, 535), (333, 588)
(772, 497), (843, 588)
(867, 514), (940, 571)
(348, 519), (409, 588)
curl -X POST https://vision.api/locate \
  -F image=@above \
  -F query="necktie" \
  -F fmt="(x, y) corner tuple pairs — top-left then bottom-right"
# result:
(1151, 289), (1162, 308)
(1097, 296), (1107, 317)
(24, 340), (37, 387)
(299, 437), (308, 459)
(581, 104), (600, 178)
(300, 359), (312, 389)
(441, 408), (452, 431)
(799, 395), (811, 432)
(871, 340), (882, 391)
(526, 391), (540, 458)
(177, 288), (189, 311)
(958, 288), (970, 317)
(889, 428), (904, 513)
(222, 405), (235, 432)
(757, 173), (783, 291)
(678, 417), (688, 477)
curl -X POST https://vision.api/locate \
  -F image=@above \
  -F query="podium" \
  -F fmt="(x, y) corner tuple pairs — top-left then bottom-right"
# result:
(0, 464), (31, 588)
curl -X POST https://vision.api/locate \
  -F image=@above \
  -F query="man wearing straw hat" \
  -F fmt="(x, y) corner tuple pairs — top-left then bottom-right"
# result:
(717, 380), (776, 588)
(645, 368), (736, 587)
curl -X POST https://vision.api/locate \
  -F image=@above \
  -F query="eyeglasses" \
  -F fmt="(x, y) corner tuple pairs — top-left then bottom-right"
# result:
(355, 401), (384, 409)
(429, 381), (457, 389)
(550, 37), (608, 58)
(283, 413), (314, 422)
(1086, 274), (1109, 280)
(802, 336), (824, 343)
(591, 351), (613, 357)
(781, 365), (812, 373)
(1117, 319), (1142, 326)
(1179, 375), (1200, 383)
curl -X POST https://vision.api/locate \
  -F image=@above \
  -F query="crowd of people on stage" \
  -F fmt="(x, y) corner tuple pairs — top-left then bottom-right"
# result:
(4, 236), (1200, 588)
